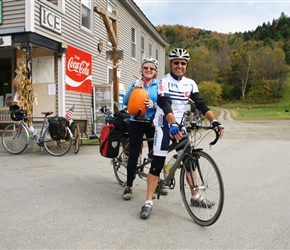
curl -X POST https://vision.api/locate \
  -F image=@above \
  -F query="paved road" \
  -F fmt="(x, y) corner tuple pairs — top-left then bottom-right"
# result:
(0, 116), (290, 249)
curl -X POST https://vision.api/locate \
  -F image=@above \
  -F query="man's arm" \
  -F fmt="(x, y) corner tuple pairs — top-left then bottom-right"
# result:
(204, 110), (215, 123)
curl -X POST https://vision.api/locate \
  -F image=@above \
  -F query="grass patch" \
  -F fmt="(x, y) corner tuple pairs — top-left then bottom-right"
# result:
(82, 138), (99, 145)
(221, 82), (290, 120)
(229, 107), (290, 120)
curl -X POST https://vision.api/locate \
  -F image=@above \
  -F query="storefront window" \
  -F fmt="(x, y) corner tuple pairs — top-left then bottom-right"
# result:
(0, 58), (12, 107)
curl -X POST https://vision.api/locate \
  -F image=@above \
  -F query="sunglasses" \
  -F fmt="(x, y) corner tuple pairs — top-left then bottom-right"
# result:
(173, 61), (187, 66)
(143, 66), (155, 71)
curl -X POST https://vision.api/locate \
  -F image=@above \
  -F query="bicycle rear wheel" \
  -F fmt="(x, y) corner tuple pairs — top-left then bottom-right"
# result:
(72, 123), (81, 154)
(112, 136), (129, 186)
(43, 126), (72, 156)
(180, 150), (224, 226)
(1, 123), (29, 154)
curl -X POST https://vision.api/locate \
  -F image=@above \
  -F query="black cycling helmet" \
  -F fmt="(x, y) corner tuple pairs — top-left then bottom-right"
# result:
(168, 48), (190, 61)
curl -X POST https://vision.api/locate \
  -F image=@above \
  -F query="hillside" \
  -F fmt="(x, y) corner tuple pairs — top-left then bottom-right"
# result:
(154, 12), (290, 105)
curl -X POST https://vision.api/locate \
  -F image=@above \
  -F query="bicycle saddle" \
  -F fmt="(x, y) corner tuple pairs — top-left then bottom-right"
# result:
(41, 111), (53, 117)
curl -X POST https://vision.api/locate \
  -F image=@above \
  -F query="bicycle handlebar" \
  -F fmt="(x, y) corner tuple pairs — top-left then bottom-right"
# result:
(182, 122), (221, 146)
(210, 129), (220, 146)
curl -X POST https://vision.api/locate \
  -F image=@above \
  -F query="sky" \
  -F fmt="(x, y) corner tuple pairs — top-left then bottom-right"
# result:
(134, 0), (290, 34)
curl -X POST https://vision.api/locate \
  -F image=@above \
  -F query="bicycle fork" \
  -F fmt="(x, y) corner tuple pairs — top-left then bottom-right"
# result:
(186, 148), (207, 192)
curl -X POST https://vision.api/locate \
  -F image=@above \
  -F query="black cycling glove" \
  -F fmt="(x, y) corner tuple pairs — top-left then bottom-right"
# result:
(211, 120), (224, 130)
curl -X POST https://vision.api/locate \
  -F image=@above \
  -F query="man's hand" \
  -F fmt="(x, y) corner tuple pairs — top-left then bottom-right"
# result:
(211, 120), (225, 138)
(169, 123), (183, 141)
(169, 123), (179, 136)
(145, 98), (155, 109)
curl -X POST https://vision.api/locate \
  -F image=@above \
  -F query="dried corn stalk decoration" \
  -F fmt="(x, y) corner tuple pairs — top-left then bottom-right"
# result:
(13, 61), (37, 126)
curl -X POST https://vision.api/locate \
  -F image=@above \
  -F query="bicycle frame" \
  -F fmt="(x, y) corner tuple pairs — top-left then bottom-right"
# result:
(18, 115), (56, 146)
(134, 133), (193, 189)
(125, 117), (218, 197)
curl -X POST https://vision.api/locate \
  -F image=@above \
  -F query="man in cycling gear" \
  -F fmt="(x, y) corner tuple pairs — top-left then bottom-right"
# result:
(140, 48), (224, 219)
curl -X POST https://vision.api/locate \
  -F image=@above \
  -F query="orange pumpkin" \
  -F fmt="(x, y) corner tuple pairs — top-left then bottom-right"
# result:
(127, 88), (148, 116)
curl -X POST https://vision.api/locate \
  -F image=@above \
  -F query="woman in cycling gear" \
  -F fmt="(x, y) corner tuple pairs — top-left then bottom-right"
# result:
(122, 58), (168, 200)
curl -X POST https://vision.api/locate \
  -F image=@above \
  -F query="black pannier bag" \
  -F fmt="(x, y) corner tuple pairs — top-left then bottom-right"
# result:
(100, 124), (123, 158)
(9, 105), (26, 121)
(109, 111), (130, 133)
(48, 116), (68, 140)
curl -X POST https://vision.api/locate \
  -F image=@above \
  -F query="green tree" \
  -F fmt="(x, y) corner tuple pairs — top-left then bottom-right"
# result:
(198, 81), (222, 106)
(231, 49), (252, 100)
(282, 42), (290, 64)
(189, 46), (219, 83)
(164, 26), (178, 45)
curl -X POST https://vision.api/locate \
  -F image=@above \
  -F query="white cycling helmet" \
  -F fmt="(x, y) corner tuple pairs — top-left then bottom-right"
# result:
(168, 48), (190, 61)
(142, 57), (159, 69)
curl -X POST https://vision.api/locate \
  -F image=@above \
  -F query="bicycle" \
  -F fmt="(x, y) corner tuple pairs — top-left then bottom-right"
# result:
(69, 121), (81, 154)
(112, 111), (224, 226)
(1, 107), (73, 156)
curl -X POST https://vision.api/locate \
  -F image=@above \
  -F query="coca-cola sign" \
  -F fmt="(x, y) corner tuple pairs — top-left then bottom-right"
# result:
(66, 45), (92, 94)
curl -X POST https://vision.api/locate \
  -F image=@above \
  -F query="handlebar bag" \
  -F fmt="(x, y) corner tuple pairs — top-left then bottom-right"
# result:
(109, 111), (130, 133)
(100, 124), (122, 158)
(48, 116), (68, 140)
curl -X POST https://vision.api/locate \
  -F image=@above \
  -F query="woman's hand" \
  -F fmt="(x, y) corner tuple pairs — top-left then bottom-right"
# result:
(134, 79), (144, 88)
(144, 98), (155, 108)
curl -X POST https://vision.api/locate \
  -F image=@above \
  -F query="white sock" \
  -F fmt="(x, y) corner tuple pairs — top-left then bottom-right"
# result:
(192, 193), (200, 200)
(145, 200), (153, 206)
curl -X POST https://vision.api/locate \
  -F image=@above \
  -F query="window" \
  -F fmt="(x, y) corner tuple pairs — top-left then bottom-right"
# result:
(155, 47), (159, 61)
(149, 42), (152, 58)
(107, 1), (115, 44)
(81, 0), (92, 31)
(141, 35), (145, 63)
(107, 1), (114, 13)
(108, 67), (113, 84)
(46, 0), (58, 6)
(131, 27), (137, 59)
(40, 0), (65, 11)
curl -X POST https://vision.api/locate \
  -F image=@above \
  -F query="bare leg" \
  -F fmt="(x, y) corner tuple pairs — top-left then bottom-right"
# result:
(186, 170), (215, 208)
(146, 173), (159, 200)
(186, 171), (198, 196)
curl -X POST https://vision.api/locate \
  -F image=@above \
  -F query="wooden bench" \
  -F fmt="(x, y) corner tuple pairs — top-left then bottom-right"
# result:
(0, 107), (13, 131)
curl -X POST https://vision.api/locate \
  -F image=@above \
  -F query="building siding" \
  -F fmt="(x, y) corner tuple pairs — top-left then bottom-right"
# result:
(0, 0), (25, 32)
(0, 0), (169, 135)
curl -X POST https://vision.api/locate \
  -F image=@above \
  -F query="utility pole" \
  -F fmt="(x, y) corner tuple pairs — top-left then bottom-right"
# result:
(94, 7), (123, 113)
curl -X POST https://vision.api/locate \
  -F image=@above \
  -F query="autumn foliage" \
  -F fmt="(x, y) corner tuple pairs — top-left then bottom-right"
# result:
(156, 12), (290, 104)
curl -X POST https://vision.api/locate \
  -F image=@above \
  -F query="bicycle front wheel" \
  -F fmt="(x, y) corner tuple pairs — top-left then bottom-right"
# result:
(1, 123), (29, 154)
(112, 136), (129, 186)
(180, 150), (224, 226)
(72, 123), (81, 154)
(43, 126), (72, 156)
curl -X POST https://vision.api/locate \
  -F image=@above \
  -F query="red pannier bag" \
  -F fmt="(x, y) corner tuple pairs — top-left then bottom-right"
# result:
(99, 124), (123, 158)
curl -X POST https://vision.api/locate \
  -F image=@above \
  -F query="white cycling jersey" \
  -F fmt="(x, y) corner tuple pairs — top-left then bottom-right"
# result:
(154, 72), (199, 126)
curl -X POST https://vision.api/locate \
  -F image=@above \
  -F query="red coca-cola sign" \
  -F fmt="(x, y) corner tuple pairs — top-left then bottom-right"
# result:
(66, 45), (92, 94)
